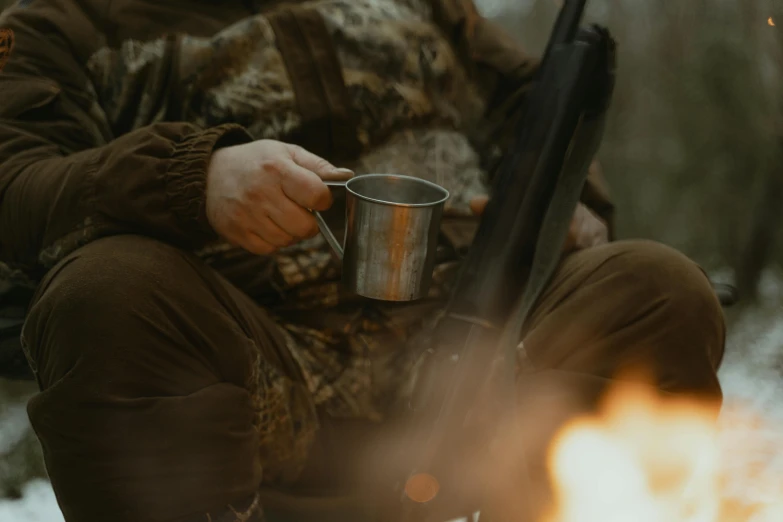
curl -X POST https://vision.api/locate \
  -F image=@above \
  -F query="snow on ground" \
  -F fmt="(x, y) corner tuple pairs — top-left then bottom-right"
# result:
(0, 403), (30, 456)
(1, 273), (782, 522)
(0, 480), (63, 522)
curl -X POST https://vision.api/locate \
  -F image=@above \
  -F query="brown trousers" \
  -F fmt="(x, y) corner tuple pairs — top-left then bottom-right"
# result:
(22, 236), (724, 522)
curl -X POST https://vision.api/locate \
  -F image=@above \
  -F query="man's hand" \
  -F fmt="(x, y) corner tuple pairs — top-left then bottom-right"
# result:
(205, 139), (353, 255)
(561, 201), (609, 252)
(469, 195), (609, 253)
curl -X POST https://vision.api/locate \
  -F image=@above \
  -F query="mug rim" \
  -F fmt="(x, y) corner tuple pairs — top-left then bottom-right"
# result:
(345, 173), (450, 208)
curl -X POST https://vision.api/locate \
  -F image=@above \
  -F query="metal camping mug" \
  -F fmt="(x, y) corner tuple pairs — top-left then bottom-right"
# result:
(314, 174), (450, 302)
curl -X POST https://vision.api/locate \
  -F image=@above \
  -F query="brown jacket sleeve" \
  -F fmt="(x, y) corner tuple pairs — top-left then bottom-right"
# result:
(430, 0), (616, 233)
(0, 4), (252, 275)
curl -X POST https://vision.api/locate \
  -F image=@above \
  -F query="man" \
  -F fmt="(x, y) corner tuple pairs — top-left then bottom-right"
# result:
(0, 0), (724, 521)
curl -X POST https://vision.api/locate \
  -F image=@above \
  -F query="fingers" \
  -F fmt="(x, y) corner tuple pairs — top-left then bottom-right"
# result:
(278, 161), (335, 211)
(242, 232), (277, 256)
(576, 205), (607, 248)
(251, 215), (295, 248)
(289, 145), (339, 177)
(286, 146), (353, 207)
(320, 167), (355, 183)
(214, 213), (277, 255)
(265, 194), (320, 239)
(562, 203), (609, 253)
(234, 211), (317, 255)
(208, 140), (352, 256)
(251, 149), (342, 245)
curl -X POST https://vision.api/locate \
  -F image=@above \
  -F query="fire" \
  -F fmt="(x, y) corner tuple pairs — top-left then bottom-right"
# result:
(769, 17), (776, 27)
(543, 382), (783, 522)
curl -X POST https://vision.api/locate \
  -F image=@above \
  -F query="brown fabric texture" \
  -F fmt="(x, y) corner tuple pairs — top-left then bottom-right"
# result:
(23, 236), (724, 522)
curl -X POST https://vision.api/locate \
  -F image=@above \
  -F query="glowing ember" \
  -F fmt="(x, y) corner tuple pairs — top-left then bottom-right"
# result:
(404, 472), (440, 503)
(544, 382), (783, 522)
(769, 17), (776, 27)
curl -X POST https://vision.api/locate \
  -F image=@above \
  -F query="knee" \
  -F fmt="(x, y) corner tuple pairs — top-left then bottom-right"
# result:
(599, 240), (726, 374)
(603, 240), (722, 323)
(26, 235), (193, 339)
(528, 240), (724, 402)
(23, 235), (218, 390)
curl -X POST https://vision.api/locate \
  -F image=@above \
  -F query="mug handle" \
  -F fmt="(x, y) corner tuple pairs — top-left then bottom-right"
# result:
(313, 180), (348, 260)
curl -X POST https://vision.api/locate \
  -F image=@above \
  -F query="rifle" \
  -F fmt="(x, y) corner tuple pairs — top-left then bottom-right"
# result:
(387, 1), (617, 520)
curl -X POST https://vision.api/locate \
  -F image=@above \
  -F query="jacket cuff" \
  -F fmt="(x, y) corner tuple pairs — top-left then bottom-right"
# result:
(166, 124), (253, 244)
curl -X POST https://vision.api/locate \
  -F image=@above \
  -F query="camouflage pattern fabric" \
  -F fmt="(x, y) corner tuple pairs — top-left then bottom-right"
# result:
(86, 0), (488, 149)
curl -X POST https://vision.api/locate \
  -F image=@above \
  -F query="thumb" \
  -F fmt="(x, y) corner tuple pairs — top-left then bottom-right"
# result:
(289, 145), (353, 182)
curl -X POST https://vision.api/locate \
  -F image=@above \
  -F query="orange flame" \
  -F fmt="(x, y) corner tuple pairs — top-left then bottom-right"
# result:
(544, 382), (783, 522)
(769, 17), (776, 27)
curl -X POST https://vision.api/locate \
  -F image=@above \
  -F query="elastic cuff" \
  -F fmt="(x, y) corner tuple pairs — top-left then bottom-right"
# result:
(165, 124), (253, 244)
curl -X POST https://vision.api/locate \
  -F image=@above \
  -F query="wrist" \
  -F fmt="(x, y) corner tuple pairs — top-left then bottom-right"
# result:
(166, 124), (253, 246)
